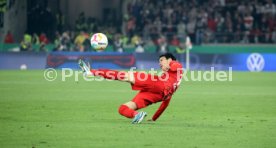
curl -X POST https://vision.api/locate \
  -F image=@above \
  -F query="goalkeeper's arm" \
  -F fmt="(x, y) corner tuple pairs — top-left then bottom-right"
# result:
(152, 97), (172, 121)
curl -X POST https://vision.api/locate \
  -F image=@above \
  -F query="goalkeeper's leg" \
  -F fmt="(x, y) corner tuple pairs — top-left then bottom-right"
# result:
(79, 59), (135, 83)
(118, 101), (147, 124)
(90, 69), (135, 83)
(118, 101), (138, 118)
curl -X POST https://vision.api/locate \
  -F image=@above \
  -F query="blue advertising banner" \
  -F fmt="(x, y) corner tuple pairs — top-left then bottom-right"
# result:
(186, 53), (276, 71)
(0, 52), (47, 69)
(229, 53), (276, 71)
(135, 53), (276, 72)
(46, 52), (136, 69)
(0, 52), (275, 71)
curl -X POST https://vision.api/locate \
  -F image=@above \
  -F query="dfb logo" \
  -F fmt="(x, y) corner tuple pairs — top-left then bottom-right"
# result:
(247, 53), (265, 72)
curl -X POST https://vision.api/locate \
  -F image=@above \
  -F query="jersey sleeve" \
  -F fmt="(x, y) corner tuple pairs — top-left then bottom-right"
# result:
(152, 97), (172, 121)
(169, 61), (182, 72)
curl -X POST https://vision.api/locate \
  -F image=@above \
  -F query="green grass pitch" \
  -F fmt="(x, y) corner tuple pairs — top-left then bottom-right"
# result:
(0, 70), (275, 148)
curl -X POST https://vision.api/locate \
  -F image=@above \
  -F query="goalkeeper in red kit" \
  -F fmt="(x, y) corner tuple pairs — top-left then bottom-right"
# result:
(79, 53), (183, 124)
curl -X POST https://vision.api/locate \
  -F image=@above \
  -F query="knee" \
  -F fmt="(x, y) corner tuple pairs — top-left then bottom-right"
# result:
(125, 72), (135, 84)
(123, 101), (137, 110)
(118, 105), (126, 115)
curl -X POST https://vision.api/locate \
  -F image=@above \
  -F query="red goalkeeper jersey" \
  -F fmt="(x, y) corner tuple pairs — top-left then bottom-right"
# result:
(131, 60), (183, 121)
(160, 60), (183, 95)
(151, 60), (183, 120)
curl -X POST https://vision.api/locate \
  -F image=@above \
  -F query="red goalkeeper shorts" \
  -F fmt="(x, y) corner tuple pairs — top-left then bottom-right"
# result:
(131, 91), (163, 109)
(131, 72), (165, 93)
(130, 72), (165, 109)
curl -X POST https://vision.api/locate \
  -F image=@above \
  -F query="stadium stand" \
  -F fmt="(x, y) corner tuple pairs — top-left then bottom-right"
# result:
(0, 0), (275, 52)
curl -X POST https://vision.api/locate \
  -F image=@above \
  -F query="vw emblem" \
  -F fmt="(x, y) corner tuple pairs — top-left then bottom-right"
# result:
(247, 53), (265, 72)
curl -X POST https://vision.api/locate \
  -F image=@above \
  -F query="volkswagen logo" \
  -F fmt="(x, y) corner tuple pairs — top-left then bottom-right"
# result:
(247, 53), (265, 72)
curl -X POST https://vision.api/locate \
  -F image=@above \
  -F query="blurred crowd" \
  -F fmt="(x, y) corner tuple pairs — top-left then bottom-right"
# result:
(3, 0), (276, 53)
(125, 0), (276, 45)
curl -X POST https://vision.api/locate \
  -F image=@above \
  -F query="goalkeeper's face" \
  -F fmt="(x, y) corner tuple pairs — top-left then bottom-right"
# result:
(159, 57), (172, 71)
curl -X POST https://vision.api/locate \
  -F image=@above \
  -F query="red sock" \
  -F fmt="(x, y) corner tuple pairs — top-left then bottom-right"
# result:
(90, 69), (126, 80)
(118, 105), (138, 118)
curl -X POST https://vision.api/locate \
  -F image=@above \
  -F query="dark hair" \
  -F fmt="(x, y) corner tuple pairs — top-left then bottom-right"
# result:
(159, 53), (176, 60)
